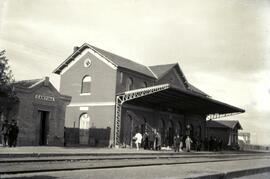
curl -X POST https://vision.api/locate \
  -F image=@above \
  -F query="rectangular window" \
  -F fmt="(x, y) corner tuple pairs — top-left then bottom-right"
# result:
(120, 72), (123, 84)
(127, 77), (134, 90)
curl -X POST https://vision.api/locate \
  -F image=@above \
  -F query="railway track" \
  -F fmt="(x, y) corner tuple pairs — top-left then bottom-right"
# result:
(0, 153), (269, 175)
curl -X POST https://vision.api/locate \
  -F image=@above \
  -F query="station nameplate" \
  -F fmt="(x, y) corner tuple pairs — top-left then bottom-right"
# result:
(35, 94), (55, 102)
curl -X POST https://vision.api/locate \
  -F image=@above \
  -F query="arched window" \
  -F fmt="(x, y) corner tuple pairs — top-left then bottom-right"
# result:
(143, 82), (148, 88)
(141, 117), (147, 134)
(178, 121), (182, 136)
(175, 121), (181, 135)
(119, 72), (124, 84)
(81, 76), (91, 94)
(128, 115), (133, 146)
(79, 113), (90, 129)
(189, 124), (194, 139)
(126, 77), (134, 90)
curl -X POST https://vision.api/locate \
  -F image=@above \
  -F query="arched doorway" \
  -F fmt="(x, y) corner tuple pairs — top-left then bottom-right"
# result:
(123, 114), (133, 147)
(190, 124), (194, 140)
(158, 119), (165, 145)
(79, 113), (90, 145)
(167, 120), (174, 146)
(175, 121), (182, 136)
(198, 125), (202, 140)
(141, 117), (147, 134)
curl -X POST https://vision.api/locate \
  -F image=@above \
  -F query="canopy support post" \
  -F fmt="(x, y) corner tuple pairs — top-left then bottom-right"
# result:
(113, 84), (170, 147)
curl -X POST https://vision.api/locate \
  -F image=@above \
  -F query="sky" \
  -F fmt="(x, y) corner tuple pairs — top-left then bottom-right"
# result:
(0, 0), (270, 145)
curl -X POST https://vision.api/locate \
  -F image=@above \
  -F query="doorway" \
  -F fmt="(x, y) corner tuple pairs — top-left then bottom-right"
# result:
(38, 110), (49, 145)
(167, 120), (174, 146)
(158, 119), (165, 145)
(79, 113), (90, 145)
(141, 117), (147, 135)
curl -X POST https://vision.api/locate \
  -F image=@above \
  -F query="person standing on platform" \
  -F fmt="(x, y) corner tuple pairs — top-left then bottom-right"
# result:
(174, 134), (181, 152)
(195, 135), (201, 151)
(134, 131), (142, 150)
(142, 131), (149, 150)
(1, 120), (9, 147)
(179, 135), (183, 151)
(155, 131), (161, 150)
(218, 138), (223, 151)
(185, 135), (192, 152)
(148, 131), (155, 150)
(8, 120), (19, 147)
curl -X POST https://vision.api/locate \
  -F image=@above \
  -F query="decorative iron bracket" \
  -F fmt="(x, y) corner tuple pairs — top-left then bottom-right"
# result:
(114, 84), (170, 147)
(206, 112), (242, 120)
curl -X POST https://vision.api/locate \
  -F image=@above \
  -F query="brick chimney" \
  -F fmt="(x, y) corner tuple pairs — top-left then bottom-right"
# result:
(44, 76), (49, 86)
(73, 46), (79, 52)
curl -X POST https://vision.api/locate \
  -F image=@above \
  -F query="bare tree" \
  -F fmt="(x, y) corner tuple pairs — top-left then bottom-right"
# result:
(0, 49), (15, 97)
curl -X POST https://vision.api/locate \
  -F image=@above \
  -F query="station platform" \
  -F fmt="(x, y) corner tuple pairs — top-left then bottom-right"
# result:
(0, 146), (263, 157)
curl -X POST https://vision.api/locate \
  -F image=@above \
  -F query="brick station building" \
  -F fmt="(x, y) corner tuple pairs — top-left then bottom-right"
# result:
(54, 43), (245, 148)
(0, 77), (71, 146)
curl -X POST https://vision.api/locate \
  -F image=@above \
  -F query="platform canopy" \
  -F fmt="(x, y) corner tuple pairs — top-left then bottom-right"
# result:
(118, 84), (245, 115)
(114, 84), (244, 146)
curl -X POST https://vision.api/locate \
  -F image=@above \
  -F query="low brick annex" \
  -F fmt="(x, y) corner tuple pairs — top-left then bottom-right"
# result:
(0, 77), (71, 146)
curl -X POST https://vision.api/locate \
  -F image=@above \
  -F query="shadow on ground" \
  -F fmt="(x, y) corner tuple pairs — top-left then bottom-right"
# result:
(1, 176), (58, 179)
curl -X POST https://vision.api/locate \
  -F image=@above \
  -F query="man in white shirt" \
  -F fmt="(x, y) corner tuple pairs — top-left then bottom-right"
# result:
(134, 132), (143, 150)
(185, 136), (193, 152)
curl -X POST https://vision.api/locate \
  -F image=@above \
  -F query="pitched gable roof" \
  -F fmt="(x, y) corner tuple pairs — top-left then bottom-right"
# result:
(12, 77), (71, 103)
(207, 120), (243, 130)
(52, 43), (223, 97)
(149, 63), (189, 87)
(149, 63), (209, 97)
(12, 79), (43, 88)
(53, 43), (156, 78)
(89, 45), (156, 78)
(149, 63), (177, 78)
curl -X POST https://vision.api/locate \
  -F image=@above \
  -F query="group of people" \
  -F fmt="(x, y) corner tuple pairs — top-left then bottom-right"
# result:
(173, 135), (224, 152)
(173, 135), (194, 152)
(204, 136), (224, 151)
(173, 135), (226, 152)
(133, 129), (162, 150)
(133, 129), (195, 152)
(0, 120), (19, 147)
